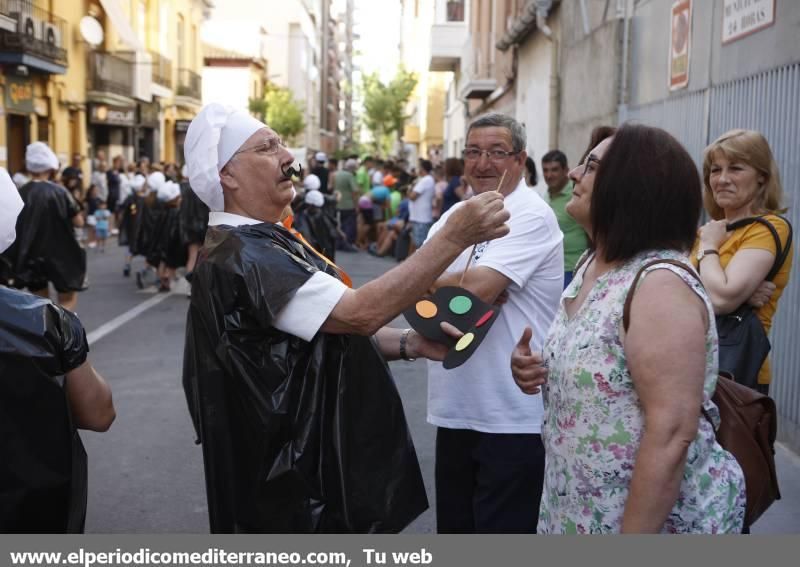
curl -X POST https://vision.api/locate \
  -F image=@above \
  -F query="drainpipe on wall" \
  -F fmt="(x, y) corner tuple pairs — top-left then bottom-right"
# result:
(617, 0), (631, 123)
(537, 4), (559, 150)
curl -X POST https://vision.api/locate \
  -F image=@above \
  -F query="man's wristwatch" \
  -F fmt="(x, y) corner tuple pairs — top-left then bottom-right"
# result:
(399, 328), (416, 361)
(696, 248), (719, 262)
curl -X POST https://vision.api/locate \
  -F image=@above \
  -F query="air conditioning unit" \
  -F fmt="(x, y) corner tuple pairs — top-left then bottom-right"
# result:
(42, 22), (61, 48)
(17, 14), (41, 40)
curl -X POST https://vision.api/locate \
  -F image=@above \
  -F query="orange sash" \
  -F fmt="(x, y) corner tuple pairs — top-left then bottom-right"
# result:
(282, 215), (353, 288)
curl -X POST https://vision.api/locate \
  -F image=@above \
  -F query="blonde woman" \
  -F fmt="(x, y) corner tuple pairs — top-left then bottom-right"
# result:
(692, 129), (793, 395)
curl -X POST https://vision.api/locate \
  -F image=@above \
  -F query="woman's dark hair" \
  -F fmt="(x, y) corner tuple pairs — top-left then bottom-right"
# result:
(580, 125), (617, 165)
(525, 156), (538, 186)
(444, 157), (463, 180)
(591, 123), (701, 263)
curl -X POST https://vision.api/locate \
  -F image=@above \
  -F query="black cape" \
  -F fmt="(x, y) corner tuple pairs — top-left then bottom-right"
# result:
(159, 206), (187, 269)
(135, 197), (168, 267)
(117, 193), (144, 251)
(4, 181), (86, 292)
(183, 222), (427, 533)
(0, 287), (89, 533)
(293, 206), (338, 262)
(179, 182), (209, 246)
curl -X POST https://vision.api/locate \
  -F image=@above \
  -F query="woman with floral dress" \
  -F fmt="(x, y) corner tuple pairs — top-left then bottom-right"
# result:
(510, 124), (745, 533)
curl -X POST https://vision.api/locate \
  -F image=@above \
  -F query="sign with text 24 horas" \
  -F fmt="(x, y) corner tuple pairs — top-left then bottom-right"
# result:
(723, 0), (775, 44)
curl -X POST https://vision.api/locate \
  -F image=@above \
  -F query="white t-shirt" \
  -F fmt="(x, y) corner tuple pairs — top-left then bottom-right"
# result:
(425, 179), (564, 433)
(208, 212), (348, 342)
(408, 174), (435, 223)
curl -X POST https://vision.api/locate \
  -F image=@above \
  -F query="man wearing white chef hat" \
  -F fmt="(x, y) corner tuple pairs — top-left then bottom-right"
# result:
(181, 103), (510, 533)
(3, 142), (86, 311)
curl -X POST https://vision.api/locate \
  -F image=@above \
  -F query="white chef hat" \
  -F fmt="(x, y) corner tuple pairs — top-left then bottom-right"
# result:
(131, 174), (146, 191)
(314, 151), (327, 163)
(25, 142), (60, 173)
(184, 103), (266, 212)
(157, 180), (181, 202)
(304, 189), (324, 208)
(147, 171), (165, 194)
(303, 174), (321, 191)
(0, 168), (24, 254)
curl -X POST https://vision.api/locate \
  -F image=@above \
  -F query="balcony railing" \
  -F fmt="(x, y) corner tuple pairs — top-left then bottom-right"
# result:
(176, 68), (201, 100)
(150, 50), (173, 88)
(88, 51), (134, 97)
(0, 0), (68, 69)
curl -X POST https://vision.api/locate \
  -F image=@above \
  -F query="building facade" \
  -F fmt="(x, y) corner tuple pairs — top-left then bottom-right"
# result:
(202, 42), (267, 114)
(202, 0), (352, 152)
(0, 0), (208, 179)
(401, 0), (448, 164)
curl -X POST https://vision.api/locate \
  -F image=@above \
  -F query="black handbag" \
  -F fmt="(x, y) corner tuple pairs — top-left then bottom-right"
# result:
(715, 216), (792, 389)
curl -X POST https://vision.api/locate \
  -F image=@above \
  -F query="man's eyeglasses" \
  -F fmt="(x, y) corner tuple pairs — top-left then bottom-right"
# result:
(234, 137), (285, 157)
(579, 156), (602, 177)
(462, 148), (520, 163)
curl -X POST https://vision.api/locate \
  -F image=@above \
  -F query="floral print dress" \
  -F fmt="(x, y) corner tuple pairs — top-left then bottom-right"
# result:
(538, 250), (746, 534)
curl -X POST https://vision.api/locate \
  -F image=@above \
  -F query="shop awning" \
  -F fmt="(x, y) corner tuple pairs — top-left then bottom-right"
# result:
(99, 0), (144, 51)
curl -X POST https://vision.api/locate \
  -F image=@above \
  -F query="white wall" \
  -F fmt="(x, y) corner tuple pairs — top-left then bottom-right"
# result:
(515, 31), (553, 195)
(443, 74), (466, 158)
(202, 67), (251, 111)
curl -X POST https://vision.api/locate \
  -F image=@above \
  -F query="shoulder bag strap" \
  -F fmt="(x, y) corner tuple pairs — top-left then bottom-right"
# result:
(622, 259), (701, 332)
(726, 216), (793, 281)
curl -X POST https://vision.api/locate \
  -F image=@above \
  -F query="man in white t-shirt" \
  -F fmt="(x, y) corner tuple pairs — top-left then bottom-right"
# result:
(407, 159), (436, 252)
(424, 113), (564, 533)
(180, 103), (512, 533)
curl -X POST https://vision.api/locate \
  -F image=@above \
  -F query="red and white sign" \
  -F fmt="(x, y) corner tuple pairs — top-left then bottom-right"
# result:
(669, 0), (692, 91)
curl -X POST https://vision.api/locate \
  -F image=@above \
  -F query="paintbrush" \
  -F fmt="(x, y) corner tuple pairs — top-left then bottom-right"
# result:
(458, 169), (508, 287)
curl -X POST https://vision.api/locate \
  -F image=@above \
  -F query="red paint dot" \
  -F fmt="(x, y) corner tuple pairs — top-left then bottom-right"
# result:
(475, 310), (494, 328)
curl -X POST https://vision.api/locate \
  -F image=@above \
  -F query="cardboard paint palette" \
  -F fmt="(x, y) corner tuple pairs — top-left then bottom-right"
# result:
(403, 286), (501, 369)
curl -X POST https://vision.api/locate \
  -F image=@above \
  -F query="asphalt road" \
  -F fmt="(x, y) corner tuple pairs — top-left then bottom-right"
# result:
(67, 243), (800, 533)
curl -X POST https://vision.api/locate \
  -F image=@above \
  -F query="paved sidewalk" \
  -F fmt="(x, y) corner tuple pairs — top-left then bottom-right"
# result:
(335, 249), (800, 534)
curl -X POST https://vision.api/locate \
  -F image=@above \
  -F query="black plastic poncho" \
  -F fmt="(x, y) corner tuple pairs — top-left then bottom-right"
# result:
(293, 206), (338, 262)
(179, 182), (209, 247)
(159, 206), (187, 269)
(135, 198), (168, 267)
(117, 193), (144, 251)
(0, 287), (89, 533)
(4, 181), (86, 292)
(183, 222), (427, 533)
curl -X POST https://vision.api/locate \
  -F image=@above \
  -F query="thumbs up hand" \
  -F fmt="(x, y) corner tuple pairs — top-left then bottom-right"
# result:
(510, 327), (547, 395)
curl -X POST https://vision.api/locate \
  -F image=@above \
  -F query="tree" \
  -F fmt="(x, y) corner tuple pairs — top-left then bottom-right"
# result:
(249, 83), (305, 145)
(360, 67), (417, 155)
(248, 97), (268, 122)
(265, 87), (305, 145)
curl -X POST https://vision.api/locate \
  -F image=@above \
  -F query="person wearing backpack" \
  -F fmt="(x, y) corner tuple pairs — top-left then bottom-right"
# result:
(692, 129), (793, 395)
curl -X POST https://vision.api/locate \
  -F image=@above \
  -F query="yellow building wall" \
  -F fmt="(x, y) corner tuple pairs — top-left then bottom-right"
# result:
(0, 0), (88, 178)
(422, 73), (447, 157)
(0, 1), (204, 171)
(158, 0), (204, 163)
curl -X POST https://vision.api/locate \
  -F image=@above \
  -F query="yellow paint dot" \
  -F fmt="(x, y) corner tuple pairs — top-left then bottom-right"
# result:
(416, 300), (438, 319)
(455, 332), (475, 352)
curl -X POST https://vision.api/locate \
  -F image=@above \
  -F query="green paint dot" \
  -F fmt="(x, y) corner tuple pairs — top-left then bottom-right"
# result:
(449, 295), (472, 315)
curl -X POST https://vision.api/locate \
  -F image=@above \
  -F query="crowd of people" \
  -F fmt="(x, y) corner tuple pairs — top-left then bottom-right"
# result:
(0, 100), (794, 535)
(0, 143), (210, 304)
